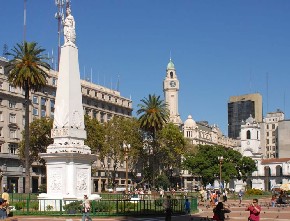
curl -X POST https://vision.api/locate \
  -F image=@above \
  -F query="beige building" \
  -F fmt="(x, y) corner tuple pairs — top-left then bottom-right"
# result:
(260, 110), (284, 158)
(228, 93), (263, 138)
(0, 56), (133, 193)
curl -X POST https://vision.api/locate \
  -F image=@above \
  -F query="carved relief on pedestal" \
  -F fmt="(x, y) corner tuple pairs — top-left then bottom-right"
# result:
(51, 128), (69, 138)
(49, 168), (62, 193)
(76, 168), (88, 191)
(72, 110), (82, 128)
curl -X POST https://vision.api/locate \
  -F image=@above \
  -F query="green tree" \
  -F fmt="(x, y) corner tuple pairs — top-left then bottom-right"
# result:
(6, 41), (50, 193)
(84, 115), (105, 154)
(182, 145), (257, 186)
(102, 117), (143, 189)
(156, 123), (187, 181)
(137, 94), (169, 187)
(19, 118), (53, 164)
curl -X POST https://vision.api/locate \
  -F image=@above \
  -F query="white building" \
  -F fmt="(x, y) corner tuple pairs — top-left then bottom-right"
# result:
(237, 115), (290, 191)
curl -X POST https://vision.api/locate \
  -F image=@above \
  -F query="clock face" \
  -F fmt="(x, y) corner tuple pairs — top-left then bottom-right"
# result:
(170, 81), (176, 87)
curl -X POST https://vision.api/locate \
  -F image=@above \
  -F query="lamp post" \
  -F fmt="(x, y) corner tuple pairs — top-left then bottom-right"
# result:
(123, 143), (131, 194)
(0, 170), (3, 194)
(218, 156), (223, 191)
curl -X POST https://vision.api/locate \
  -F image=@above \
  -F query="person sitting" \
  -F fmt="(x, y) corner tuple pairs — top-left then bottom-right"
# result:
(212, 202), (231, 221)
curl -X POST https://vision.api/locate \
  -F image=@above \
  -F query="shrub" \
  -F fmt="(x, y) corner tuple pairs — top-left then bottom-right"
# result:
(246, 188), (263, 195)
(154, 199), (164, 207)
(30, 201), (39, 210)
(46, 205), (53, 211)
(63, 201), (82, 214)
(118, 201), (135, 212)
(94, 201), (114, 212)
(14, 201), (26, 210)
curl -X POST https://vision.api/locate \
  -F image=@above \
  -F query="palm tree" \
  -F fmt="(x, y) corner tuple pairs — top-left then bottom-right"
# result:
(137, 94), (169, 138)
(6, 41), (50, 193)
(137, 94), (169, 187)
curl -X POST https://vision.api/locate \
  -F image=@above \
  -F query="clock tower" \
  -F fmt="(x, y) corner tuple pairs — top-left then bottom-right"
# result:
(163, 58), (182, 126)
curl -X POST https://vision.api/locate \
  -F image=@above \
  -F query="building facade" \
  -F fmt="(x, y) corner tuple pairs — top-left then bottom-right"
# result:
(228, 93), (263, 139)
(260, 110), (284, 158)
(0, 56), (133, 193)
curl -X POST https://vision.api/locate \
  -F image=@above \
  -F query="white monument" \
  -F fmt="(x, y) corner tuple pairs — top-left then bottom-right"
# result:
(39, 5), (100, 210)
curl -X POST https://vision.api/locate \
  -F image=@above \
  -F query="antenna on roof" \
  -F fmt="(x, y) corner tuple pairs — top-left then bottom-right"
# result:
(55, 0), (66, 71)
(266, 73), (269, 114)
(116, 74), (120, 91)
(23, 0), (27, 43)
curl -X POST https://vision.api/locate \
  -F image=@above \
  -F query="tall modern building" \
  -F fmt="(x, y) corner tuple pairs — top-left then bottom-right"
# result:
(228, 93), (262, 139)
(0, 56), (132, 193)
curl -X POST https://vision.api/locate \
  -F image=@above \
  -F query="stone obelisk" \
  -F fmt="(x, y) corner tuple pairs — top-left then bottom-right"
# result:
(39, 5), (98, 207)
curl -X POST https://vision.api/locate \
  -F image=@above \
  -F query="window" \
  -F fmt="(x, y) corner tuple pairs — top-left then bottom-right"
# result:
(33, 96), (38, 104)
(0, 65), (3, 74)
(115, 98), (118, 103)
(52, 77), (57, 86)
(272, 131), (275, 136)
(9, 143), (17, 155)
(267, 139), (269, 144)
(102, 94), (104, 99)
(109, 96), (111, 101)
(9, 101), (16, 108)
(51, 100), (55, 110)
(107, 114), (112, 121)
(246, 130), (251, 139)
(52, 91), (56, 96)
(272, 124), (275, 129)
(22, 116), (25, 126)
(93, 111), (97, 119)
(267, 132), (269, 136)
(87, 89), (90, 95)
(0, 111), (3, 121)
(9, 129), (17, 139)
(0, 81), (3, 89)
(95, 91), (97, 97)
(33, 108), (38, 116)
(0, 127), (3, 137)
(100, 112), (105, 123)
(9, 84), (15, 92)
(267, 124), (269, 129)
(9, 114), (16, 123)
(0, 98), (2, 105)
(41, 110), (46, 117)
(41, 97), (46, 106)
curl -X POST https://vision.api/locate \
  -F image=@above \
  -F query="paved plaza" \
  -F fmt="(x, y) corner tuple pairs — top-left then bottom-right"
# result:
(6, 197), (290, 221)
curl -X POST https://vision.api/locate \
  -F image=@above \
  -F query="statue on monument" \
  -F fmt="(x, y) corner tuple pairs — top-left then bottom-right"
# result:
(63, 6), (76, 45)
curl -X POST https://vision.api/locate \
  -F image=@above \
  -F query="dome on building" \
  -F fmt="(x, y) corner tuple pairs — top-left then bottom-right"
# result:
(184, 115), (196, 128)
(246, 114), (255, 124)
(167, 59), (175, 70)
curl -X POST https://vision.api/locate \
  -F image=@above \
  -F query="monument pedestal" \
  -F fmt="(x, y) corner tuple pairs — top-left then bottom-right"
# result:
(38, 152), (100, 211)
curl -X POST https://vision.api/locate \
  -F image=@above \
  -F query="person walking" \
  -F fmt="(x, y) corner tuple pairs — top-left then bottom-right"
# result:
(212, 202), (231, 221)
(0, 198), (7, 220)
(163, 195), (172, 221)
(245, 198), (261, 221)
(238, 189), (243, 204)
(81, 195), (92, 221)
(1, 188), (9, 217)
(184, 198), (191, 215)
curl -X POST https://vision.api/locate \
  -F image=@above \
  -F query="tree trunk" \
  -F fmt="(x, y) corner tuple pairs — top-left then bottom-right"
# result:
(24, 87), (30, 193)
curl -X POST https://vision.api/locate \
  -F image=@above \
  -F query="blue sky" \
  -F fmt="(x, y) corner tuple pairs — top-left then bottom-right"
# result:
(2, 0), (290, 135)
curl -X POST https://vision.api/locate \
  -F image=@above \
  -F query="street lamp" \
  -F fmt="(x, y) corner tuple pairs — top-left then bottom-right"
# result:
(218, 156), (223, 191)
(123, 143), (131, 194)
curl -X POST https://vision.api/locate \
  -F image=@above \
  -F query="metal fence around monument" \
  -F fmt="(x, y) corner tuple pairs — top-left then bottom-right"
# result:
(8, 196), (197, 217)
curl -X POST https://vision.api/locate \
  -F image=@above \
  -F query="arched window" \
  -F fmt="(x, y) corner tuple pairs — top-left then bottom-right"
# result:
(170, 72), (173, 78)
(247, 130), (251, 139)
(264, 166), (271, 176)
(276, 165), (283, 176)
